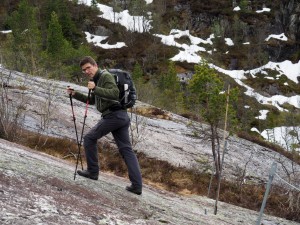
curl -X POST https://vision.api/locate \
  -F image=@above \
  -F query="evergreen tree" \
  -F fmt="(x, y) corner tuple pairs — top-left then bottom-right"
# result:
(44, 0), (80, 48)
(187, 60), (239, 179)
(150, 1), (166, 33)
(111, 0), (123, 23)
(132, 62), (143, 81)
(46, 11), (71, 60)
(44, 11), (76, 79)
(128, 0), (149, 32)
(43, 4), (95, 80)
(58, 0), (81, 47)
(132, 62), (144, 101)
(157, 61), (182, 113)
(239, 0), (249, 11)
(7, 0), (42, 74)
(91, 0), (98, 8)
(159, 61), (179, 91)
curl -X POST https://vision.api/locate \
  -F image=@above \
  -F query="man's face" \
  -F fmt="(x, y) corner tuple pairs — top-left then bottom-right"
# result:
(81, 63), (98, 78)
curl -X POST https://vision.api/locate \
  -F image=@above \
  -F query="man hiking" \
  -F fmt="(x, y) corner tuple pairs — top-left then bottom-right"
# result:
(67, 56), (143, 195)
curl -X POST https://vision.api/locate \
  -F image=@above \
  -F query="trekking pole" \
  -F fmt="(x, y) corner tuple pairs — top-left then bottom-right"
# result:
(68, 87), (84, 172)
(74, 81), (93, 180)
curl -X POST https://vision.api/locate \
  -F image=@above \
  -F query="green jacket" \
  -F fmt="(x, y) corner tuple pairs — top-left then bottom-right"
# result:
(74, 69), (120, 116)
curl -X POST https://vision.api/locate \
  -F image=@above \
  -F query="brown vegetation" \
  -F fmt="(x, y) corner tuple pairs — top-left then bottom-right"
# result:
(131, 106), (172, 120)
(16, 129), (300, 222)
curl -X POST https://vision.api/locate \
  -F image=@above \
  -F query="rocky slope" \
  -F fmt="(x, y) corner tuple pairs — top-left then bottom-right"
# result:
(1, 67), (299, 186)
(1, 138), (299, 225)
(0, 67), (300, 224)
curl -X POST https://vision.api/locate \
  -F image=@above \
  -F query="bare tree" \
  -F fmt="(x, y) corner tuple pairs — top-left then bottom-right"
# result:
(276, 156), (300, 214)
(129, 111), (148, 149)
(0, 69), (27, 141)
(235, 151), (254, 191)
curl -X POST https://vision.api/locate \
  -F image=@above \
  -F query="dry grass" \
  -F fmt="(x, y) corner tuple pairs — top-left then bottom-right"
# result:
(14, 130), (300, 222)
(130, 106), (172, 120)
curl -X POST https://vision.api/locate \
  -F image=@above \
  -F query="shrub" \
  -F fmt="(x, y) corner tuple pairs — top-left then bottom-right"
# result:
(0, 71), (27, 141)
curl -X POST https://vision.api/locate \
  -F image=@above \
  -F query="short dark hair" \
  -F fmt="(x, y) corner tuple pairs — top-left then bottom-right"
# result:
(79, 56), (97, 67)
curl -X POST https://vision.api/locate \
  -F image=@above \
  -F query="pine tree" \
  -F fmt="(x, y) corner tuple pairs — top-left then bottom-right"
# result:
(58, 0), (80, 47)
(44, 0), (80, 48)
(91, 0), (98, 8)
(239, 0), (249, 11)
(157, 61), (182, 113)
(164, 61), (179, 90)
(46, 11), (71, 60)
(7, 0), (42, 74)
(187, 60), (239, 179)
(132, 62), (143, 81)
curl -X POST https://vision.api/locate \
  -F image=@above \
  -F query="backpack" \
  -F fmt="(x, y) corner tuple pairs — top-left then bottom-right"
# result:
(108, 69), (137, 109)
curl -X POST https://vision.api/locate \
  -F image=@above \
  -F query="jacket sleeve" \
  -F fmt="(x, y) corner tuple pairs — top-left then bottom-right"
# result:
(73, 91), (95, 105)
(93, 72), (119, 101)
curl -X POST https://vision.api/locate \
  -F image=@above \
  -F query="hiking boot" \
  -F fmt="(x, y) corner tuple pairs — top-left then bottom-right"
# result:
(77, 170), (98, 180)
(126, 185), (142, 195)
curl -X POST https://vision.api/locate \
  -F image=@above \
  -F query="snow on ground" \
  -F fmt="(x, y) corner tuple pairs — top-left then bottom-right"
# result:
(77, 0), (152, 32)
(100, 3), (151, 33)
(265, 33), (288, 41)
(257, 8), (271, 13)
(0, 30), (11, 34)
(84, 31), (127, 49)
(211, 62), (300, 111)
(3, 1), (299, 151)
(255, 110), (269, 120)
(261, 126), (300, 152)
(225, 38), (234, 46)
(1, 0), (292, 152)
(144, 0), (153, 4)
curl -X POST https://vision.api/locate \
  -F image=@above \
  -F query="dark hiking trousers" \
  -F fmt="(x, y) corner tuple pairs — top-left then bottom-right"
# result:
(83, 110), (142, 188)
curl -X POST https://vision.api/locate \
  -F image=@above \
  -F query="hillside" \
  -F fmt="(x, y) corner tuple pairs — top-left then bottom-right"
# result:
(1, 64), (300, 223)
(1, 137), (205, 225)
(2, 138), (299, 225)
(1, 0), (299, 151)
(1, 67), (299, 186)
(0, 0), (300, 223)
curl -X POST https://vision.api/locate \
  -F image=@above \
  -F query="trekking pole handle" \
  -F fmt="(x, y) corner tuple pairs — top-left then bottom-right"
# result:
(87, 78), (95, 91)
(67, 86), (74, 91)
(67, 86), (75, 97)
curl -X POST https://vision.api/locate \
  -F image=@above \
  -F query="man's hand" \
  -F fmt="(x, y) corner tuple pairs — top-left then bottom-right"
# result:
(88, 81), (95, 90)
(67, 86), (75, 96)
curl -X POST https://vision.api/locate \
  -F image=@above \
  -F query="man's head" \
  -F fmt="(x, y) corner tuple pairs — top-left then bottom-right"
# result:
(80, 56), (99, 78)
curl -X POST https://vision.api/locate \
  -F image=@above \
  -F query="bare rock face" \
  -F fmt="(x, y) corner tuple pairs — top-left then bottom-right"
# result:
(0, 67), (299, 224)
(0, 139), (298, 225)
(277, 0), (300, 41)
(174, 0), (300, 63)
(0, 67), (299, 194)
